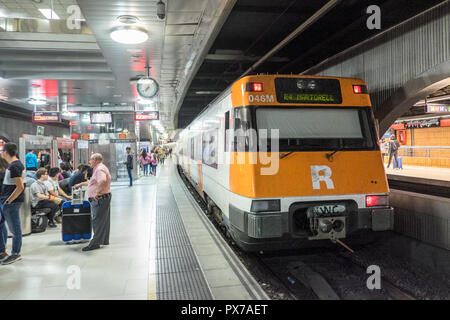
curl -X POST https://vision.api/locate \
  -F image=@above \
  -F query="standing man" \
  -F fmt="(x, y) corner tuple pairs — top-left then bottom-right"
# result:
(0, 143), (25, 265)
(387, 135), (400, 169)
(39, 149), (50, 168)
(78, 153), (111, 251)
(25, 150), (38, 171)
(123, 147), (133, 187)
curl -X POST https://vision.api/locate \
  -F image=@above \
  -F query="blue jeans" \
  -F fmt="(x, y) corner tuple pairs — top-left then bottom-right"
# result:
(143, 164), (149, 176)
(127, 168), (133, 186)
(0, 202), (23, 254)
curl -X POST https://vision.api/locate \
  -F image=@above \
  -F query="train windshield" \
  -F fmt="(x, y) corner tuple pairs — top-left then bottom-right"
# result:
(256, 107), (377, 152)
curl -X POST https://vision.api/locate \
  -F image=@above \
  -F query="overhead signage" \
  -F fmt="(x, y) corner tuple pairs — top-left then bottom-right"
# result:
(77, 140), (89, 149)
(32, 112), (60, 123)
(275, 78), (342, 104)
(427, 105), (450, 113)
(390, 123), (405, 130)
(110, 139), (136, 143)
(90, 112), (112, 124)
(135, 111), (159, 121)
(56, 138), (74, 149)
(405, 118), (440, 129)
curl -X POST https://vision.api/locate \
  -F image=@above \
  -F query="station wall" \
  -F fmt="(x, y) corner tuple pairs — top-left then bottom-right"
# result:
(0, 114), (70, 145)
(385, 126), (450, 168)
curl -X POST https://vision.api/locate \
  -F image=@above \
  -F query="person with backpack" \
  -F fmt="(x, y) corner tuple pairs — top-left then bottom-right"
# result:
(387, 135), (400, 169)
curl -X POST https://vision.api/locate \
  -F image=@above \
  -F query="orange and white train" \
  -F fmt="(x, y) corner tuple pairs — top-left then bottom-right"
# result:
(176, 74), (393, 252)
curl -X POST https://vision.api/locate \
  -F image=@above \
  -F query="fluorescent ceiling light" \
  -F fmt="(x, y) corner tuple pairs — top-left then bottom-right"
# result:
(110, 26), (148, 44)
(39, 9), (60, 20)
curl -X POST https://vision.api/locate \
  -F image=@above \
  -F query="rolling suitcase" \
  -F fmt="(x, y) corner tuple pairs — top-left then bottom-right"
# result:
(394, 156), (403, 169)
(62, 188), (92, 243)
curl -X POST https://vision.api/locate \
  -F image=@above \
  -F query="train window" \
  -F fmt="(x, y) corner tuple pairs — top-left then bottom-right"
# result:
(194, 135), (202, 161)
(202, 129), (218, 169)
(190, 137), (194, 159)
(232, 107), (256, 152)
(224, 111), (229, 152)
(256, 107), (376, 152)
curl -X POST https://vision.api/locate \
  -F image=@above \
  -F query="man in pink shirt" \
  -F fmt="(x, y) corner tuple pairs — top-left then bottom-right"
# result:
(80, 153), (111, 252)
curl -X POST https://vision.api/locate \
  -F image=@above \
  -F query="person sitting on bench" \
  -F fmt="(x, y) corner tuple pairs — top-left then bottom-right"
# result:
(45, 167), (72, 223)
(30, 168), (58, 228)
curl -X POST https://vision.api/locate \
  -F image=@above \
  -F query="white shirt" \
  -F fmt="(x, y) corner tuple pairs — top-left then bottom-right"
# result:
(44, 178), (60, 196)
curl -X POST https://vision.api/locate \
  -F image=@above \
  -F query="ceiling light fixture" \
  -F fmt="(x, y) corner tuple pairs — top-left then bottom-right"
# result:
(117, 15), (139, 25)
(110, 26), (148, 44)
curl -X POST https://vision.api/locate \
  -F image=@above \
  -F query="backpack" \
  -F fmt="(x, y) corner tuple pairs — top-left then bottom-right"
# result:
(391, 140), (399, 151)
(31, 214), (48, 233)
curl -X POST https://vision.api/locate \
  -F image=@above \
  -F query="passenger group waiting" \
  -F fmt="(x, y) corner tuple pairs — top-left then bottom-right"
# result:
(0, 143), (165, 264)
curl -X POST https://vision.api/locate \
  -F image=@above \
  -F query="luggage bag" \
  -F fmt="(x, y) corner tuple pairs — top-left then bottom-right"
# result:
(62, 188), (92, 243)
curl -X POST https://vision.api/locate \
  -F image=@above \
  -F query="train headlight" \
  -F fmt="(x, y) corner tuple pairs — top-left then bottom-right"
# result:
(332, 220), (344, 232)
(319, 219), (333, 233)
(365, 195), (389, 207)
(250, 200), (281, 212)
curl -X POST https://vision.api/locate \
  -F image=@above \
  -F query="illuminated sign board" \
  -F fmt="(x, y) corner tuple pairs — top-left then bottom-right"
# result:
(426, 105), (450, 113)
(135, 111), (159, 121)
(32, 112), (60, 123)
(405, 118), (440, 129)
(275, 78), (342, 104)
(282, 93), (337, 103)
(90, 112), (112, 124)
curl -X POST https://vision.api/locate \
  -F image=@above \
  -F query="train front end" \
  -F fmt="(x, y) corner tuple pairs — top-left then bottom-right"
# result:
(227, 75), (394, 251)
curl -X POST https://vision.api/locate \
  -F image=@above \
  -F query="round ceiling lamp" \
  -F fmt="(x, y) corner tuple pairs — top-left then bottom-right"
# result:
(110, 26), (148, 44)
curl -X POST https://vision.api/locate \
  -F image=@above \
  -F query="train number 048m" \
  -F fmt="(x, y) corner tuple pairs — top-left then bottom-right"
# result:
(248, 94), (275, 103)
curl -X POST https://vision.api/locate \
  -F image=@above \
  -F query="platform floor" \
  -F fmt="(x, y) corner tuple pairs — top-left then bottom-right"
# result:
(385, 165), (450, 186)
(385, 165), (450, 183)
(0, 161), (267, 300)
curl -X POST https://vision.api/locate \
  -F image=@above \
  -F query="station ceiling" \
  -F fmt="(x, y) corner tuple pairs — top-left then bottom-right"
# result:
(177, 0), (446, 128)
(0, 0), (447, 134)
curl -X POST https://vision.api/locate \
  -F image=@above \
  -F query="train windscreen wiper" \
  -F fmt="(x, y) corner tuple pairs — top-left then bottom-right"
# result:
(325, 147), (346, 162)
(280, 151), (294, 159)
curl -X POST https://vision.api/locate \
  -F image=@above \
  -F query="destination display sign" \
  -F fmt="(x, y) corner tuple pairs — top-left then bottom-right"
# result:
(135, 111), (159, 121)
(275, 78), (342, 104)
(32, 112), (60, 123)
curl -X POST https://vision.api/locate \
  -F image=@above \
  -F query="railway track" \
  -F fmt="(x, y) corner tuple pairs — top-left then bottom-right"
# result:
(178, 166), (419, 300)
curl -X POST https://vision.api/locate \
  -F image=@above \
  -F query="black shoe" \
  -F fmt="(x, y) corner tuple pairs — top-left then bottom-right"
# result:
(82, 245), (100, 252)
(1, 254), (22, 265)
(48, 220), (57, 228)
